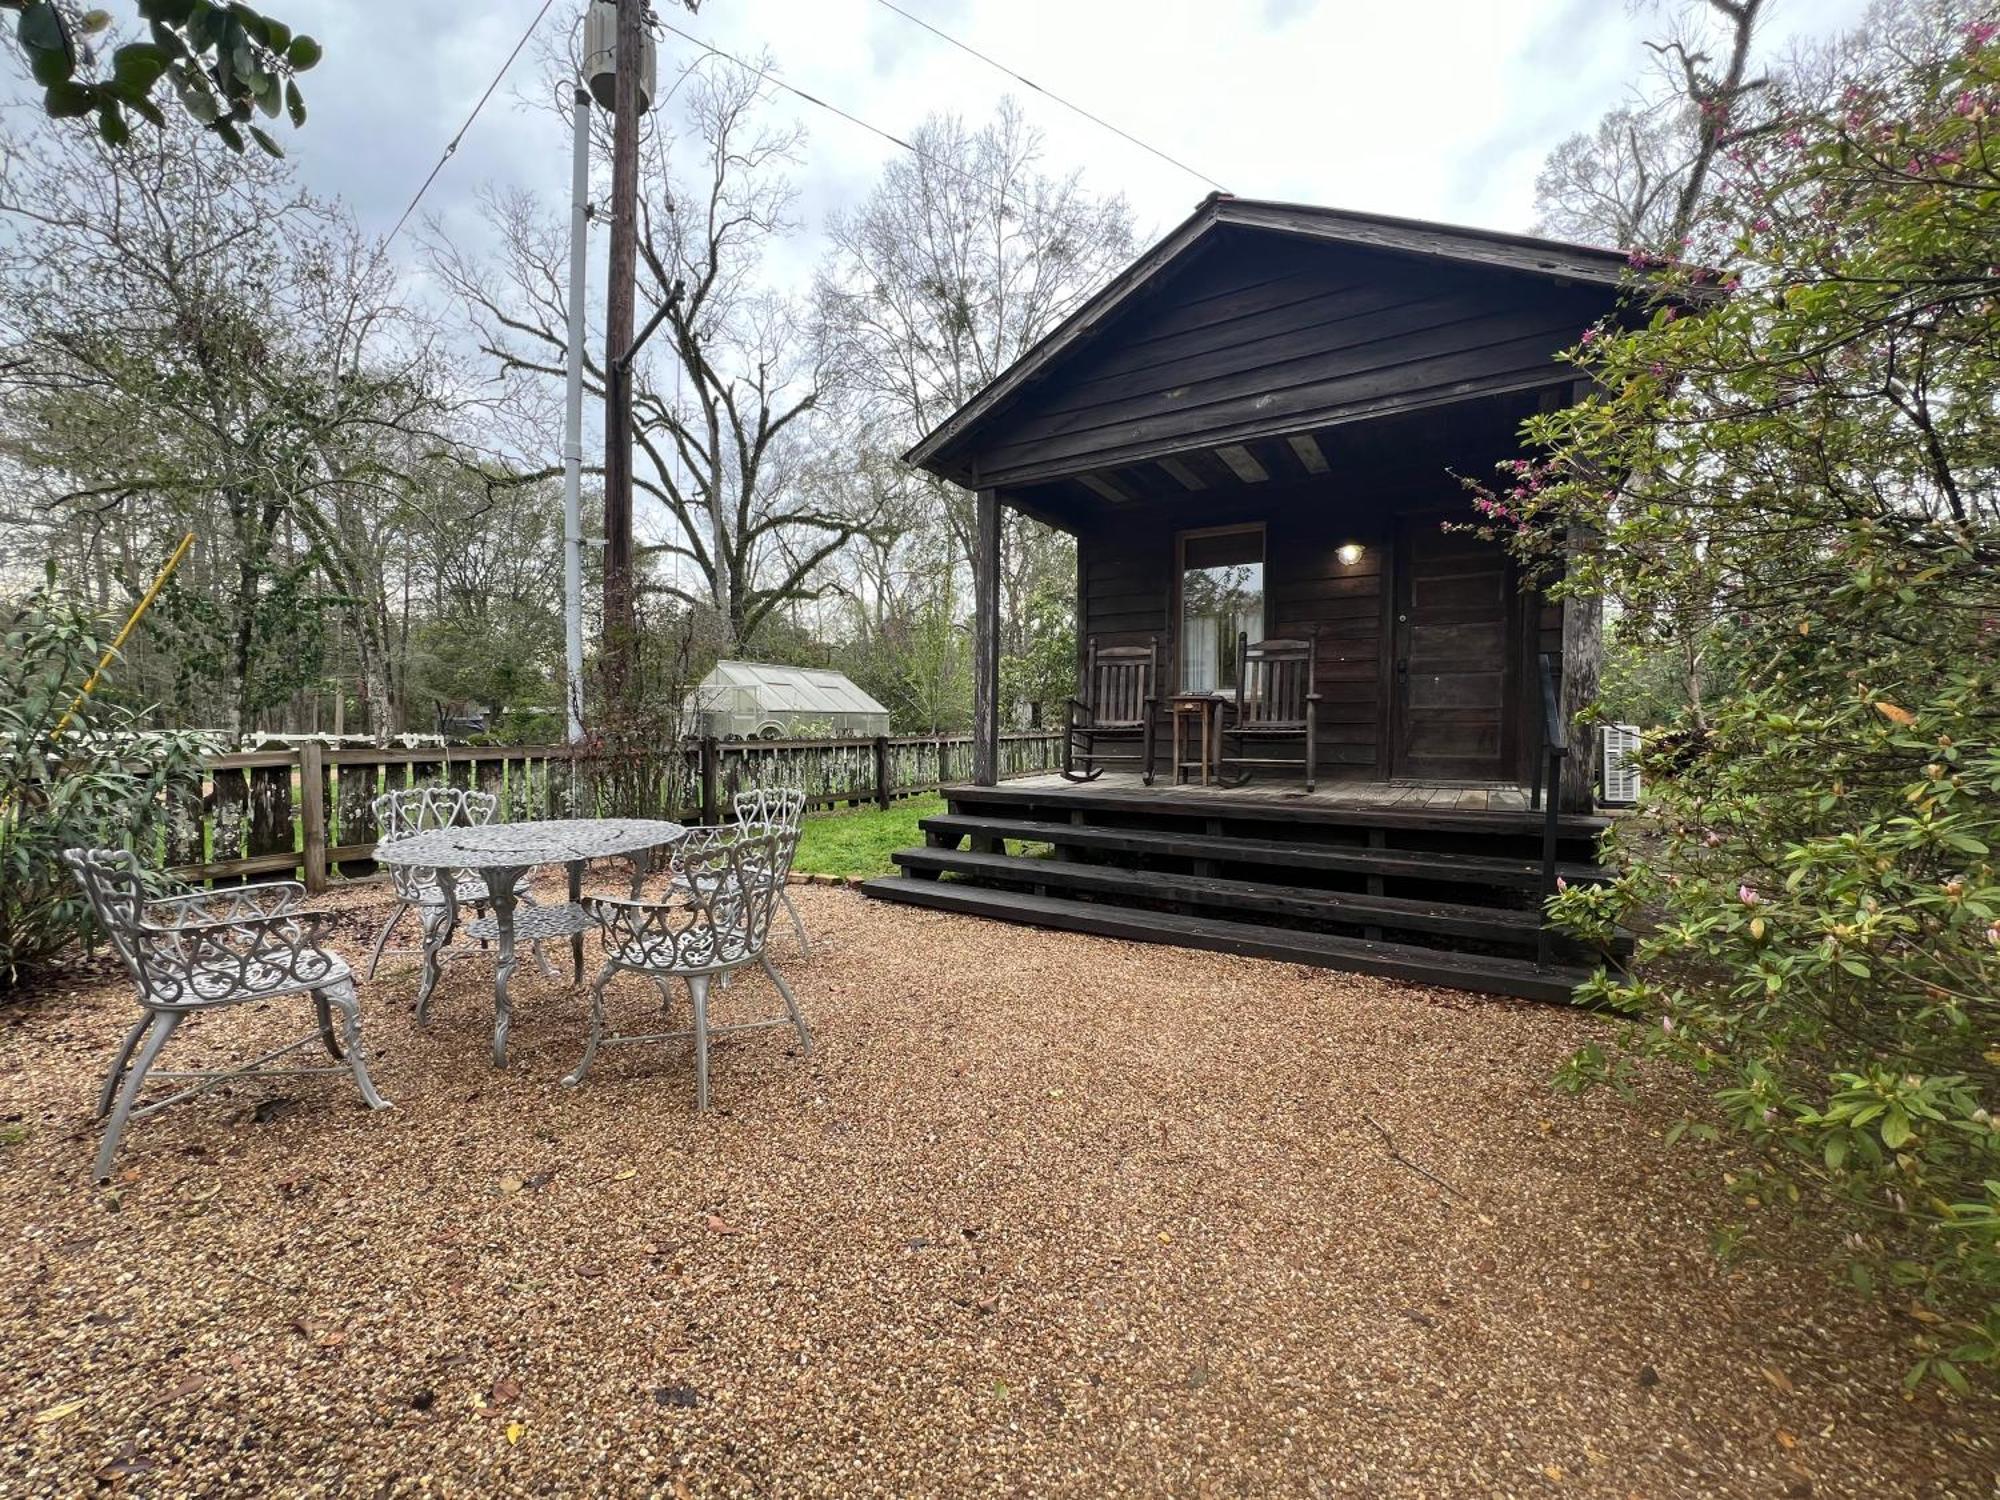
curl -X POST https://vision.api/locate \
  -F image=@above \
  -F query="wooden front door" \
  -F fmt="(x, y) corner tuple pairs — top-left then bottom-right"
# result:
(1391, 516), (1515, 779)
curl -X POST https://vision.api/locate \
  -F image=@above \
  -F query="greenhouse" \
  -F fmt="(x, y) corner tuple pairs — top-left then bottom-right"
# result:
(687, 659), (891, 740)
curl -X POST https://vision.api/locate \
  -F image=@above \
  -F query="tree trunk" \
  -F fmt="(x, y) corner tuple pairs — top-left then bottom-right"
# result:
(1559, 522), (1603, 812)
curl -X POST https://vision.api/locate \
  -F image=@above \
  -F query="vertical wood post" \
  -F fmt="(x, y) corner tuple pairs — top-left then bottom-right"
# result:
(972, 486), (1001, 787)
(873, 734), (892, 810)
(698, 735), (720, 825)
(1559, 522), (1603, 813)
(297, 741), (328, 894)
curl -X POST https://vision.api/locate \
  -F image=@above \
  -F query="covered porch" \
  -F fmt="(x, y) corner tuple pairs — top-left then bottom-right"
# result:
(868, 194), (1648, 996)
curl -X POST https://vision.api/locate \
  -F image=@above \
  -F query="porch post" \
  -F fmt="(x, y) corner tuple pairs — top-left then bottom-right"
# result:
(972, 486), (1001, 787)
(1558, 521), (1603, 813)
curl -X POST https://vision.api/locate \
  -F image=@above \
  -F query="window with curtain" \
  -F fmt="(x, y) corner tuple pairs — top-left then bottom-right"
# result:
(1179, 527), (1264, 694)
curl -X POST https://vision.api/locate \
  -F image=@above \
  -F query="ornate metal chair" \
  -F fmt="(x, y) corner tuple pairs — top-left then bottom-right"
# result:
(1220, 633), (1319, 792)
(365, 785), (546, 980)
(63, 848), (390, 1182)
(1065, 636), (1159, 783)
(566, 823), (809, 1111)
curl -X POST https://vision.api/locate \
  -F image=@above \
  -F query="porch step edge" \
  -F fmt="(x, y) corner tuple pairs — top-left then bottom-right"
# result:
(893, 846), (1554, 945)
(859, 877), (1596, 1004)
(948, 781), (1612, 840)
(921, 814), (1610, 889)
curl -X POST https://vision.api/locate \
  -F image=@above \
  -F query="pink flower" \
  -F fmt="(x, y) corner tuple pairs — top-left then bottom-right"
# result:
(1555, 876), (1568, 893)
(1739, 884), (1761, 906)
(1661, 1016), (1675, 1035)
(1753, 216), (1773, 232)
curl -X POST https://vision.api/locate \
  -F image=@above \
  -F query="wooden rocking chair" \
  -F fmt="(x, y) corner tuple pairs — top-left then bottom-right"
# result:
(1064, 636), (1159, 784)
(1220, 633), (1319, 792)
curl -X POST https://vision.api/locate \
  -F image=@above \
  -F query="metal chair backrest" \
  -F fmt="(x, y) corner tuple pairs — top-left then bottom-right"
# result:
(1081, 637), (1158, 729)
(605, 825), (782, 975)
(1234, 634), (1315, 730)
(374, 784), (501, 839)
(373, 785), (501, 903)
(62, 847), (150, 986)
(733, 787), (805, 884)
(733, 785), (805, 833)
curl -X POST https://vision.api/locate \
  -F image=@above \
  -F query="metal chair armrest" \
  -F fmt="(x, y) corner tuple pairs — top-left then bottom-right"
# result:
(144, 881), (308, 927)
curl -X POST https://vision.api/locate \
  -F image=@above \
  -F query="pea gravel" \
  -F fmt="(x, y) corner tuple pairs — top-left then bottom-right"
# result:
(1, 877), (1994, 1498)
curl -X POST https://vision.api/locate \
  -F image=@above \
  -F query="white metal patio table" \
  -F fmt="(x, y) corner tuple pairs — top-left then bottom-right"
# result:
(374, 817), (684, 1067)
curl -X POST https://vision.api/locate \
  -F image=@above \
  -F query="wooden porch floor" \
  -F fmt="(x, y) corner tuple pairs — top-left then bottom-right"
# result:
(1001, 770), (1533, 814)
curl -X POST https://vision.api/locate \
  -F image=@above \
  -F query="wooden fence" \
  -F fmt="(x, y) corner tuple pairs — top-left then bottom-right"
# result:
(163, 732), (1063, 891)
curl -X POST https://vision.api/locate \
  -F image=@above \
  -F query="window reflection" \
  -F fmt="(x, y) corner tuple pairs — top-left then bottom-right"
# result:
(1180, 528), (1263, 694)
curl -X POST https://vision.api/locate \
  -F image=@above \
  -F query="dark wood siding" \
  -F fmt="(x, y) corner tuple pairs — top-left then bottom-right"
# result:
(1076, 467), (1544, 782)
(974, 228), (1610, 487)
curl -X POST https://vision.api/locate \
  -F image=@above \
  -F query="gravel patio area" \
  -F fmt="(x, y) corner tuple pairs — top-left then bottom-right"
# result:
(2, 877), (1993, 1497)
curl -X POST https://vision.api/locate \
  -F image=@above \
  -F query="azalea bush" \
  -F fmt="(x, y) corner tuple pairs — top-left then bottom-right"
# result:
(1475, 24), (2000, 1386)
(0, 576), (208, 991)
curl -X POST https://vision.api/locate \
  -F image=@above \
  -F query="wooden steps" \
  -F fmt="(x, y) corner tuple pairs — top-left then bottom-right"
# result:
(861, 782), (1619, 1004)
(895, 845), (1558, 946)
(918, 814), (1606, 891)
(860, 879), (1596, 1004)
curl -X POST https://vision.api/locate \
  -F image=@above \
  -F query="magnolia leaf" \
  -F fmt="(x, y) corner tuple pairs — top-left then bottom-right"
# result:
(286, 34), (321, 69)
(43, 81), (95, 118)
(18, 3), (68, 54)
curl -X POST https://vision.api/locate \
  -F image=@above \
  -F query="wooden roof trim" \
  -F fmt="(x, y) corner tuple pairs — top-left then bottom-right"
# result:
(905, 202), (1222, 477)
(905, 194), (1663, 481)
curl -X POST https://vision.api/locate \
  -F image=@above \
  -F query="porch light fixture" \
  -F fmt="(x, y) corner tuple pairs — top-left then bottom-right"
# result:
(1336, 543), (1365, 566)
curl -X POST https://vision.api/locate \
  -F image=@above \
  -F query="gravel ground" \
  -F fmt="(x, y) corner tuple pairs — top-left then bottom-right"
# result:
(2, 876), (1994, 1498)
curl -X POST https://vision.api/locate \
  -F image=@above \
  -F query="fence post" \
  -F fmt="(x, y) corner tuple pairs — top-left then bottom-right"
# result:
(873, 735), (892, 810)
(698, 735), (720, 825)
(298, 741), (328, 894)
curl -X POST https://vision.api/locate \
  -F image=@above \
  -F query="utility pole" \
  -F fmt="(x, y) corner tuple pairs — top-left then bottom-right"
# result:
(560, 85), (591, 743)
(601, 0), (644, 703)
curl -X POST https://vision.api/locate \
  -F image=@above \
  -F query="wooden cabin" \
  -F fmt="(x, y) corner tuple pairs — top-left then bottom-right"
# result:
(863, 196), (1653, 999)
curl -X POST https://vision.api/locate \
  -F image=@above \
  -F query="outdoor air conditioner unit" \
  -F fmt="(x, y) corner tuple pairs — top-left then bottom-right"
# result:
(1600, 723), (1643, 807)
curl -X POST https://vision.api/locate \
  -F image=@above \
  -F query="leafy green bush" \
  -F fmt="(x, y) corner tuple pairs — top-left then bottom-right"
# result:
(1, 578), (208, 990)
(1476, 26), (2000, 1386)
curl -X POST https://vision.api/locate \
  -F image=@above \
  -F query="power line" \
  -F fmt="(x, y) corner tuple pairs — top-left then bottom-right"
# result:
(386, 0), (561, 248)
(868, 0), (1225, 192)
(653, 19), (1066, 218)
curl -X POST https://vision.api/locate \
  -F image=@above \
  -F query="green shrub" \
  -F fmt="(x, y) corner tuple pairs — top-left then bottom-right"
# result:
(1477, 26), (2000, 1386)
(1, 577), (209, 990)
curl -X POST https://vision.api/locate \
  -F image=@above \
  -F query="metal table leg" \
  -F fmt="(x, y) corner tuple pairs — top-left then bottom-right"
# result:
(483, 864), (528, 1068)
(569, 858), (585, 983)
(415, 867), (458, 1024)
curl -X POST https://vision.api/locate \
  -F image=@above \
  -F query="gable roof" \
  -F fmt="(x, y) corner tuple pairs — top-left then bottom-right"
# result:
(904, 194), (1644, 482)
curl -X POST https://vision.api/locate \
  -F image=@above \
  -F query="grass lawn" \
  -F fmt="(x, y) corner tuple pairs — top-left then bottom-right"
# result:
(791, 792), (944, 878)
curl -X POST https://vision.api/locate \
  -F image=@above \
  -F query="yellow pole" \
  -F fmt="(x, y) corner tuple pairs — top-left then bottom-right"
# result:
(50, 530), (195, 742)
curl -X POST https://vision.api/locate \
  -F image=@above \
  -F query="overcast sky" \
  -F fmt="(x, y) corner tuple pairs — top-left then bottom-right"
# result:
(269, 0), (1868, 293)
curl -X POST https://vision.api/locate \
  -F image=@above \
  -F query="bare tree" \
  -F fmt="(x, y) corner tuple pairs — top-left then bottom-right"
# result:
(432, 55), (862, 656)
(1536, 0), (1773, 253)
(816, 99), (1131, 715)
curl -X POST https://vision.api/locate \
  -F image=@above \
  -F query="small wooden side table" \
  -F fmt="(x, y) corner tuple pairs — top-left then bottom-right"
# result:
(1169, 693), (1225, 786)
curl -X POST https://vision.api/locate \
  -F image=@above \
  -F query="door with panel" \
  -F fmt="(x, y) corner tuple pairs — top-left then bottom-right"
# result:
(1391, 515), (1517, 780)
